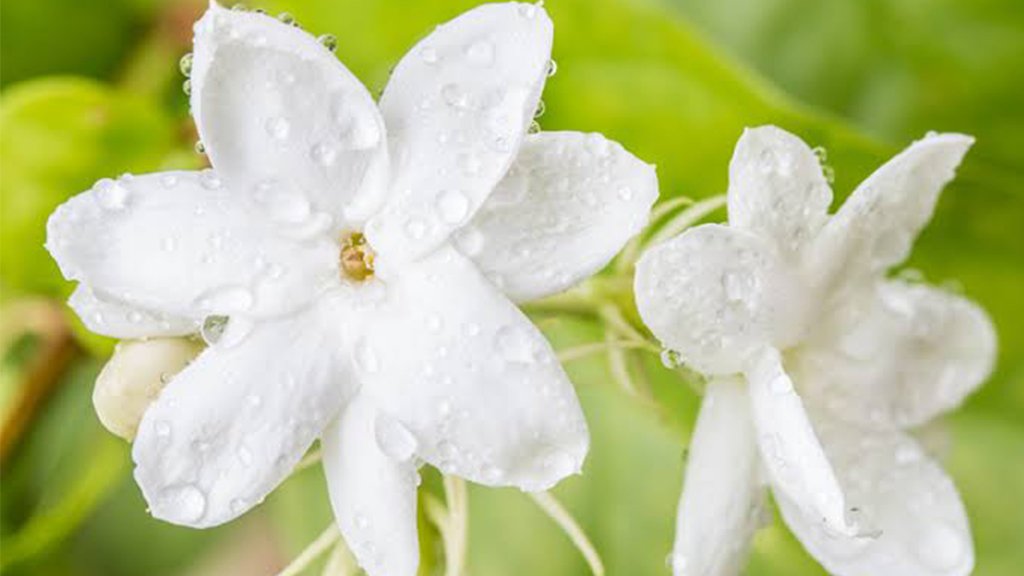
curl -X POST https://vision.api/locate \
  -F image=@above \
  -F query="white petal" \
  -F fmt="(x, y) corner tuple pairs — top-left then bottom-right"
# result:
(132, 295), (357, 527)
(746, 348), (851, 534)
(727, 126), (832, 256)
(367, 2), (553, 261)
(672, 376), (764, 576)
(69, 285), (197, 338)
(322, 396), (420, 576)
(94, 338), (204, 440)
(634, 224), (807, 375)
(460, 131), (658, 302)
(776, 420), (973, 576)
(355, 246), (588, 491)
(809, 133), (973, 285)
(190, 3), (388, 224)
(46, 171), (337, 320)
(795, 280), (996, 429)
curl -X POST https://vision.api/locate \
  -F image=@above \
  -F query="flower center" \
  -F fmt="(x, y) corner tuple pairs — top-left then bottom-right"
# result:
(339, 232), (375, 282)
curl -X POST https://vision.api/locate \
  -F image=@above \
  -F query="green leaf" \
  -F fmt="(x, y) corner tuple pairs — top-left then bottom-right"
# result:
(0, 77), (178, 298)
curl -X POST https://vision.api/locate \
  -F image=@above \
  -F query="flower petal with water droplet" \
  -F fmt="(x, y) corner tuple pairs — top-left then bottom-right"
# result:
(133, 294), (359, 528)
(366, 2), (554, 261)
(189, 3), (389, 226)
(465, 131), (657, 302)
(352, 246), (588, 491)
(322, 397), (420, 576)
(46, 171), (336, 320)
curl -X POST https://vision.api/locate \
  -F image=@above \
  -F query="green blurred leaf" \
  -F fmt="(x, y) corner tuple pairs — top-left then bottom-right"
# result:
(0, 77), (178, 299)
(0, 0), (156, 87)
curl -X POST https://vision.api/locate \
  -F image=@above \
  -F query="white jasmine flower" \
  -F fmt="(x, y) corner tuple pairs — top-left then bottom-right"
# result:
(45, 2), (657, 574)
(635, 126), (995, 576)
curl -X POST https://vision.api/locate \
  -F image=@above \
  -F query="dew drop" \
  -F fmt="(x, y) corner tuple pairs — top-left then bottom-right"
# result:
(94, 179), (129, 211)
(200, 315), (229, 345)
(311, 142), (338, 166)
(155, 420), (172, 438)
(160, 174), (179, 188)
(441, 83), (472, 110)
(277, 12), (295, 24)
(161, 484), (207, 523)
(465, 40), (494, 65)
(519, 3), (538, 18)
(481, 464), (504, 483)
(494, 325), (538, 365)
(546, 59), (558, 77)
(179, 53), (193, 76)
(265, 116), (290, 140)
(533, 99), (546, 118)
(659, 349), (680, 369)
(404, 218), (428, 240)
(182, 79), (192, 96)
(618, 186), (634, 201)
(420, 46), (439, 64)
(317, 34), (338, 52)
(374, 415), (418, 462)
(200, 170), (222, 190)
(435, 189), (470, 224)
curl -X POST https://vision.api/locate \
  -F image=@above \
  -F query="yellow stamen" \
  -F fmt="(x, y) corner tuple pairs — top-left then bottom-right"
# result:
(339, 232), (374, 281)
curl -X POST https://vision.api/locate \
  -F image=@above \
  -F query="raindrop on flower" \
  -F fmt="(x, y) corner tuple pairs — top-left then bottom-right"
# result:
(465, 40), (494, 66)
(546, 59), (558, 77)
(435, 189), (470, 224)
(200, 315), (229, 345)
(317, 34), (338, 52)
(420, 46), (439, 64)
(182, 79), (192, 96)
(179, 53), (193, 76)
(494, 325), (538, 365)
(161, 484), (207, 523)
(94, 179), (129, 211)
(404, 218), (428, 240)
(265, 116), (290, 140)
(310, 142), (337, 166)
(441, 83), (472, 110)
(374, 415), (418, 462)
(277, 12), (295, 24)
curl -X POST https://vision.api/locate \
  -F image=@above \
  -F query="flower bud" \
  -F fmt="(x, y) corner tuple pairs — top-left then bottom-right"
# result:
(93, 337), (203, 440)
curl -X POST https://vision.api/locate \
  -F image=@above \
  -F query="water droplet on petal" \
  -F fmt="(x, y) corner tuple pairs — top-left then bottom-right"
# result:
(519, 4), (538, 18)
(310, 142), (338, 166)
(179, 53), (193, 76)
(317, 34), (338, 52)
(420, 46), (439, 64)
(618, 186), (634, 201)
(494, 325), (538, 365)
(265, 116), (290, 140)
(237, 446), (254, 467)
(200, 315), (229, 345)
(374, 415), (418, 462)
(546, 59), (558, 77)
(435, 189), (470, 224)
(441, 83), (472, 110)
(160, 174), (179, 188)
(769, 374), (793, 395)
(155, 420), (172, 438)
(160, 483), (207, 523)
(200, 170), (222, 190)
(94, 179), (129, 211)
(465, 40), (494, 65)
(404, 218), (428, 240)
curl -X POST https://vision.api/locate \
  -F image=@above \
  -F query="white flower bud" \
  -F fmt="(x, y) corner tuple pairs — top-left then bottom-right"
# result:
(93, 337), (204, 440)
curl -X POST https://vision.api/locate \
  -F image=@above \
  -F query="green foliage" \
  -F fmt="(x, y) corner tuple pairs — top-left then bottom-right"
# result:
(0, 78), (178, 297)
(1, 0), (1022, 574)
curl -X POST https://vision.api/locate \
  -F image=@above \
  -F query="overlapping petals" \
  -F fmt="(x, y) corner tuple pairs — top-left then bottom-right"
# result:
(189, 3), (390, 225)
(636, 125), (992, 576)
(46, 3), (658, 575)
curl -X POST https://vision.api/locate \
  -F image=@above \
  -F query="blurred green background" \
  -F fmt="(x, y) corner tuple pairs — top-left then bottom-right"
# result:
(1, 0), (1022, 574)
